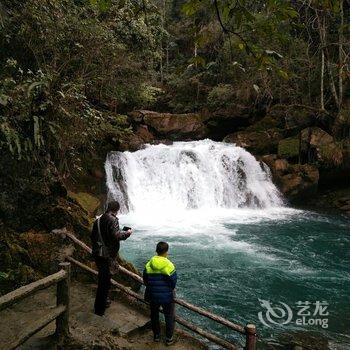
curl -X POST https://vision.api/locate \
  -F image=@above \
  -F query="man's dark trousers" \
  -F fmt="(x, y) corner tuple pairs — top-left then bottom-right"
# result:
(94, 256), (111, 316)
(150, 302), (175, 339)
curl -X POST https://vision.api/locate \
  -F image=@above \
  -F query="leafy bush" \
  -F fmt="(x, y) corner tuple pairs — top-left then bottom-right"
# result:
(207, 84), (236, 110)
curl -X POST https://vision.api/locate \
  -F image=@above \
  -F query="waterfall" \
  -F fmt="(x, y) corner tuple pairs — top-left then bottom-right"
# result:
(105, 139), (284, 214)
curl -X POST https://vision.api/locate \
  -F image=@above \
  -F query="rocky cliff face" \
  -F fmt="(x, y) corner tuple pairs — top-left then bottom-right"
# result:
(122, 106), (349, 205)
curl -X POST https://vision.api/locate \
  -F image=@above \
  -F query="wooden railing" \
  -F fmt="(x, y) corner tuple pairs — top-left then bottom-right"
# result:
(56, 229), (257, 350)
(0, 262), (71, 349)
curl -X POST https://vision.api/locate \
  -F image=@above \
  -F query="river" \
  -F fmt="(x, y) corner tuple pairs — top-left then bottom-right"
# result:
(106, 140), (350, 349)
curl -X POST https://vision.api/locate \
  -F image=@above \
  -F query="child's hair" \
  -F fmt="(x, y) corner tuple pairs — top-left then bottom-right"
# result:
(156, 241), (169, 255)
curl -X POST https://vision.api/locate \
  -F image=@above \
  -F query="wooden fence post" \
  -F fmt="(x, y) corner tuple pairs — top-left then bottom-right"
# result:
(56, 262), (71, 343)
(245, 323), (256, 350)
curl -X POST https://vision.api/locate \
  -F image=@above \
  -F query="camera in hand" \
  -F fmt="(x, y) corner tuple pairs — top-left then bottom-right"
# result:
(122, 226), (131, 231)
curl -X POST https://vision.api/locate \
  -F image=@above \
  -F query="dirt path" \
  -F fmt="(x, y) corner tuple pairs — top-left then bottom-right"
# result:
(0, 281), (207, 350)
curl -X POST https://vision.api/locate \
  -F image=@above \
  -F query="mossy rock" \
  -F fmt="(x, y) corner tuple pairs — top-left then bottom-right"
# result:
(268, 104), (324, 131)
(68, 191), (101, 217)
(278, 136), (300, 160)
(247, 114), (284, 132)
(224, 128), (284, 154)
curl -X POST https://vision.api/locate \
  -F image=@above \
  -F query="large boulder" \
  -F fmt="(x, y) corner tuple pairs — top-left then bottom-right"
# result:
(246, 114), (285, 132)
(120, 125), (155, 152)
(262, 155), (319, 202)
(204, 105), (252, 140)
(267, 104), (330, 132)
(128, 110), (208, 140)
(224, 129), (284, 154)
(332, 109), (350, 140)
(278, 127), (343, 168)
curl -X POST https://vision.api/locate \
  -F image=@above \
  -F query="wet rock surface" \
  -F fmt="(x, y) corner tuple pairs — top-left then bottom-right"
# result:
(224, 129), (284, 154)
(128, 110), (209, 141)
(261, 155), (319, 203)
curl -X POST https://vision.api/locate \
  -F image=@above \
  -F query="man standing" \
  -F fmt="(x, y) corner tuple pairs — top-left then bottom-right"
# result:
(91, 200), (132, 316)
(143, 242), (177, 346)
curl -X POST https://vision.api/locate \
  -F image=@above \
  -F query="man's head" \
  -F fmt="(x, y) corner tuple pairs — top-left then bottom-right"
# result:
(106, 200), (120, 214)
(156, 241), (169, 257)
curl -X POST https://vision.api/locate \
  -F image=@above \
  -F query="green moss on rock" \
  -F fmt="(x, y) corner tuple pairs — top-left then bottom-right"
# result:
(247, 115), (284, 132)
(68, 191), (101, 217)
(278, 136), (300, 159)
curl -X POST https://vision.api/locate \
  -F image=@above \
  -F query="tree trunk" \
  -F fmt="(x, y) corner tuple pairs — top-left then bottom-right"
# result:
(338, 0), (344, 110)
(318, 13), (325, 111)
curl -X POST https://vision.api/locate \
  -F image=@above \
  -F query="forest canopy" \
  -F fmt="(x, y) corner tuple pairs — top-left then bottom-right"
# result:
(0, 0), (349, 168)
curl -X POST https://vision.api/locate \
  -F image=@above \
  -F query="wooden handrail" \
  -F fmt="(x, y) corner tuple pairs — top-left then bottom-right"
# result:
(0, 269), (66, 311)
(57, 229), (246, 334)
(56, 262), (71, 342)
(5, 305), (66, 349)
(0, 263), (71, 349)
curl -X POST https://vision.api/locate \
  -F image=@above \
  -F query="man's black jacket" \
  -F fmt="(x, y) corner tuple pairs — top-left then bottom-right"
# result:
(91, 212), (130, 259)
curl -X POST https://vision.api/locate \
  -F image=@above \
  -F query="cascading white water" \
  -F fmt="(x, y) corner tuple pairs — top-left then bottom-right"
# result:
(105, 139), (284, 215)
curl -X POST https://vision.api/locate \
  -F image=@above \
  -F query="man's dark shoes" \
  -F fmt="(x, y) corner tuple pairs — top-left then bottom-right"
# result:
(166, 337), (175, 346)
(106, 298), (111, 308)
(153, 334), (161, 342)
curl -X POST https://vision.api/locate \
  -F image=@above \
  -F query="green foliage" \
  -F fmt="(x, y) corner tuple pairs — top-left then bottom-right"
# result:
(0, 0), (163, 170)
(207, 84), (236, 109)
(0, 272), (8, 280)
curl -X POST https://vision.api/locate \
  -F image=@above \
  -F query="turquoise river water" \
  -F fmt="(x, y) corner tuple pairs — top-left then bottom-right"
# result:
(106, 140), (350, 349)
(119, 208), (350, 349)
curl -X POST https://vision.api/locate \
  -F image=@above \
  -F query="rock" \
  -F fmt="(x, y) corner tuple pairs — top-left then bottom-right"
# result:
(128, 109), (146, 123)
(142, 110), (208, 140)
(262, 155), (319, 202)
(340, 204), (350, 211)
(277, 127), (343, 168)
(204, 105), (252, 139)
(247, 114), (285, 132)
(338, 196), (350, 205)
(278, 331), (330, 350)
(68, 191), (101, 217)
(19, 230), (65, 274)
(274, 158), (289, 173)
(224, 129), (284, 154)
(301, 127), (343, 167)
(278, 136), (300, 160)
(128, 110), (208, 140)
(120, 125), (155, 152)
(278, 164), (319, 201)
(268, 104), (330, 132)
